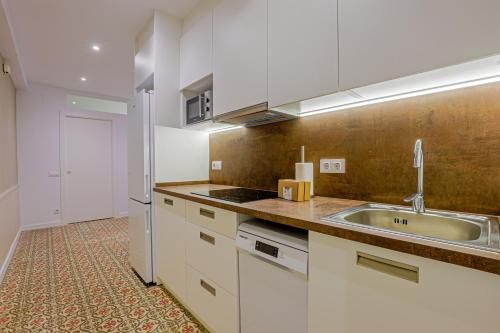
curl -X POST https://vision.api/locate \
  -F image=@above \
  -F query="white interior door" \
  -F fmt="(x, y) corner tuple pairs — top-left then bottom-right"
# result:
(62, 116), (113, 223)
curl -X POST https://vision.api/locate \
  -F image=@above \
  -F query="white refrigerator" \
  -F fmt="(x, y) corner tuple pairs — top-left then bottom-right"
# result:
(127, 89), (209, 284)
(128, 89), (154, 284)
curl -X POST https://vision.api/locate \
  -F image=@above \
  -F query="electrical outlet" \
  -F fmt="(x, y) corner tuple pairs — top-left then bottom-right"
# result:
(211, 161), (222, 170)
(54, 209), (60, 215)
(320, 159), (346, 173)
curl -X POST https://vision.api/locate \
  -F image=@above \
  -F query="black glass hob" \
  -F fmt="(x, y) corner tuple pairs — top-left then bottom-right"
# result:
(191, 188), (278, 203)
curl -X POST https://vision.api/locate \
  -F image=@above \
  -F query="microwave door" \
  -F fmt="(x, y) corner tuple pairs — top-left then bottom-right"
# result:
(186, 95), (204, 124)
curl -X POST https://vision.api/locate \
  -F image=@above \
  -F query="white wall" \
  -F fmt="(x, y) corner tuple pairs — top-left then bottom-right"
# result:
(0, 64), (20, 280)
(16, 83), (128, 228)
(155, 126), (209, 183)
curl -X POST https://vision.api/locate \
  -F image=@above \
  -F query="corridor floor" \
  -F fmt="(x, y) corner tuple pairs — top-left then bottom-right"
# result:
(0, 218), (208, 332)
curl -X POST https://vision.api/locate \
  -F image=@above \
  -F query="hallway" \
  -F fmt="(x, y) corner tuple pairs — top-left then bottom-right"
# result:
(0, 218), (207, 332)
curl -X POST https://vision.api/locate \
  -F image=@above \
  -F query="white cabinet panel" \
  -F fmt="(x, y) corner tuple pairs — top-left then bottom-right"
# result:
(186, 222), (238, 295)
(339, 0), (500, 90)
(186, 200), (239, 239)
(180, 12), (213, 89)
(213, 0), (268, 116)
(309, 232), (500, 333)
(154, 193), (187, 301)
(268, 0), (338, 108)
(186, 266), (239, 333)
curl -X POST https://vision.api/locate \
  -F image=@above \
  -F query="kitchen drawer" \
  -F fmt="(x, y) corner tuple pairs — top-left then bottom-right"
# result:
(186, 200), (238, 239)
(186, 222), (238, 295)
(155, 193), (186, 217)
(186, 265), (239, 333)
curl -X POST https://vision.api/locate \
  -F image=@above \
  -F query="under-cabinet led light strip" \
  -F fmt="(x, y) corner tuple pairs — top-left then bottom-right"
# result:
(299, 75), (500, 118)
(208, 125), (244, 134)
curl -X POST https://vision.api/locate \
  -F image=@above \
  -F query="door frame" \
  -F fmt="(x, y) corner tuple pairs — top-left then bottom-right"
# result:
(59, 111), (118, 224)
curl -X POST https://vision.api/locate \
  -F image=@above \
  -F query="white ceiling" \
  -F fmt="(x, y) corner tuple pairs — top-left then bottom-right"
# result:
(5, 0), (200, 100)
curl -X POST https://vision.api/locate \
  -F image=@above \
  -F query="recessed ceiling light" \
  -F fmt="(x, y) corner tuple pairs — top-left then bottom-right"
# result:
(72, 101), (77, 105)
(92, 44), (100, 51)
(80, 77), (87, 82)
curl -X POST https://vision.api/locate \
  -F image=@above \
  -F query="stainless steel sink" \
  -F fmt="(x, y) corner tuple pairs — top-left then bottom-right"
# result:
(322, 203), (500, 252)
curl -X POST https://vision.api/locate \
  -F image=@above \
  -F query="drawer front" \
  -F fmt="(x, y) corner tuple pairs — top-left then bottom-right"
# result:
(155, 193), (186, 218)
(186, 266), (239, 333)
(186, 222), (238, 295)
(186, 200), (238, 239)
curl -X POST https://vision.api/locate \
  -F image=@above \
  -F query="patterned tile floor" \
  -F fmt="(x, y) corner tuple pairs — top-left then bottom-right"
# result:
(0, 218), (208, 333)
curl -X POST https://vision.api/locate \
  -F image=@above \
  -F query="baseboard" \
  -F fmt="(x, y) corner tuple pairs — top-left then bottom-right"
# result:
(0, 228), (21, 283)
(20, 220), (62, 231)
(116, 211), (128, 218)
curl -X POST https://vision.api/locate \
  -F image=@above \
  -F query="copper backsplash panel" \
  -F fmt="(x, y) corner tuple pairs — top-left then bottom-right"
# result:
(209, 83), (500, 215)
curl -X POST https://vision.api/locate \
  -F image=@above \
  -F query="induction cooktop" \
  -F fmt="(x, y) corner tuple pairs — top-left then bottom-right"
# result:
(191, 188), (278, 203)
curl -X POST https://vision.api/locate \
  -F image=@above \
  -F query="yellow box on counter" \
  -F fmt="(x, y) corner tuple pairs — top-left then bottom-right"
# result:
(278, 179), (311, 202)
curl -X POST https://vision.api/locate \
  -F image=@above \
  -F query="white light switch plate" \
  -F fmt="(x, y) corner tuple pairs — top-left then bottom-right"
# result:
(320, 159), (346, 173)
(211, 161), (222, 170)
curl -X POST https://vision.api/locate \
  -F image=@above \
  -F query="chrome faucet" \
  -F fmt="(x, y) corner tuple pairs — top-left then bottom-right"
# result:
(404, 139), (425, 213)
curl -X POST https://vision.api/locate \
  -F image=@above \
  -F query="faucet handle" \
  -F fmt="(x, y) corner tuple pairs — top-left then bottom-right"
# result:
(404, 193), (418, 202)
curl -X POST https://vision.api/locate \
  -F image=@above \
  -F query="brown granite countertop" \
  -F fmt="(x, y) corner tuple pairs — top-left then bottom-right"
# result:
(154, 183), (500, 275)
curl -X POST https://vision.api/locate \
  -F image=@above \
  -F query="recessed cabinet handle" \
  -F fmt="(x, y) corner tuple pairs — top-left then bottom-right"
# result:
(199, 232), (215, 245)
(356, 251), (419, 283)
(164, 198), (173, 206)
(200, 279), (216, 296)
(199, 208), (215, 219)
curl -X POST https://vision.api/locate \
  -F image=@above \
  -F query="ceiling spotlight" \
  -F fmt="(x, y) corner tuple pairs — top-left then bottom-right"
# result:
(72, 101), (77, 105)
(80, 77), (87, 81)
(92, 44), (100, 51)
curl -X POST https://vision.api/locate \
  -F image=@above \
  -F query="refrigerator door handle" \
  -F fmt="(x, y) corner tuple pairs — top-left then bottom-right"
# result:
(145, 209), (150, 234)
(145, 174), (150, 200)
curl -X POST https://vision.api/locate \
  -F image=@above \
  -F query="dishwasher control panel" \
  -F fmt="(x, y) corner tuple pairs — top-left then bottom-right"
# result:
(255, 240), (279, 258)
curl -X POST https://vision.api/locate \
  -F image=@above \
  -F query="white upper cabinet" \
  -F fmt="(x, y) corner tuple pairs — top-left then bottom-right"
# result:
(180, 12), (213, 89)
(213, 0), (268, 117)
(339, 0), (500, 90)
(268, 0), (339, 108)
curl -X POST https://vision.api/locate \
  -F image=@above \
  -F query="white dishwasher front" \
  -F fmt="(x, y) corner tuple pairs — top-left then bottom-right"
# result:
(236, 219), (308, 333)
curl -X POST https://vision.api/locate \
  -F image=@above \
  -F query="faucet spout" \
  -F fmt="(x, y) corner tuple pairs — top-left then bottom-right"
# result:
(405, 139), (425, 213)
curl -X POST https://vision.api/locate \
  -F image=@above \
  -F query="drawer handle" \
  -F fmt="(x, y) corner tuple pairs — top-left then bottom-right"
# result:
(164, 198), (174, 206)
(199, 232), (215, 245)
(200, 279), (216, 296)
(356, 251), (419, 283)
(199, 208), (215, 219)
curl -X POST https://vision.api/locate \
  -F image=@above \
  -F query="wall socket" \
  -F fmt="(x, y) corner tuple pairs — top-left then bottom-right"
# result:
(211, 161), (222, 170)
(320, 159), (346, 173)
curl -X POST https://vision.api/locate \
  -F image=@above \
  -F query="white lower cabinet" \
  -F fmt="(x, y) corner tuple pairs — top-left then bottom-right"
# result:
(154, 196), (241, 332)
(309, 231), (500, 333)
(154, 194), (187, 302)
(186, 222), (238, 296)
(186, 265), (239, 333)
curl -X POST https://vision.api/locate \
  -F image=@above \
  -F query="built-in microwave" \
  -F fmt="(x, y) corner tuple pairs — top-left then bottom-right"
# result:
(186, 90), (212, 125)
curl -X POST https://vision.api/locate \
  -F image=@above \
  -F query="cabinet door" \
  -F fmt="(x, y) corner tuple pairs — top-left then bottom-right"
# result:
(180, 12), (213, 89)
(339, 0), (500, 90)
(309, 232), (500, 333)
(213, 0), (268, 116)
(154, 194), (187, 301)
(268, 0), (338, 108)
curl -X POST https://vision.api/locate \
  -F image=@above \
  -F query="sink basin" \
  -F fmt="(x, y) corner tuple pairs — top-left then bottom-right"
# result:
(322, 204), (500, 251)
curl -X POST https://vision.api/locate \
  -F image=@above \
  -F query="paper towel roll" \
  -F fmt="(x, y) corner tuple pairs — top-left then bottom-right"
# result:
(295, 162), (314, 197)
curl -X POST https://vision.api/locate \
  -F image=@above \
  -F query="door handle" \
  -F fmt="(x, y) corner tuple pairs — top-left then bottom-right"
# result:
(164, 198), (173, 206)
(200, 279), (216, 296)
(199, 208), (215, 219)
(199, 232), (215, 245)
(145, 174), (150, 199)
(356, 251), (419, 283)
(145, 210), (150, 234)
